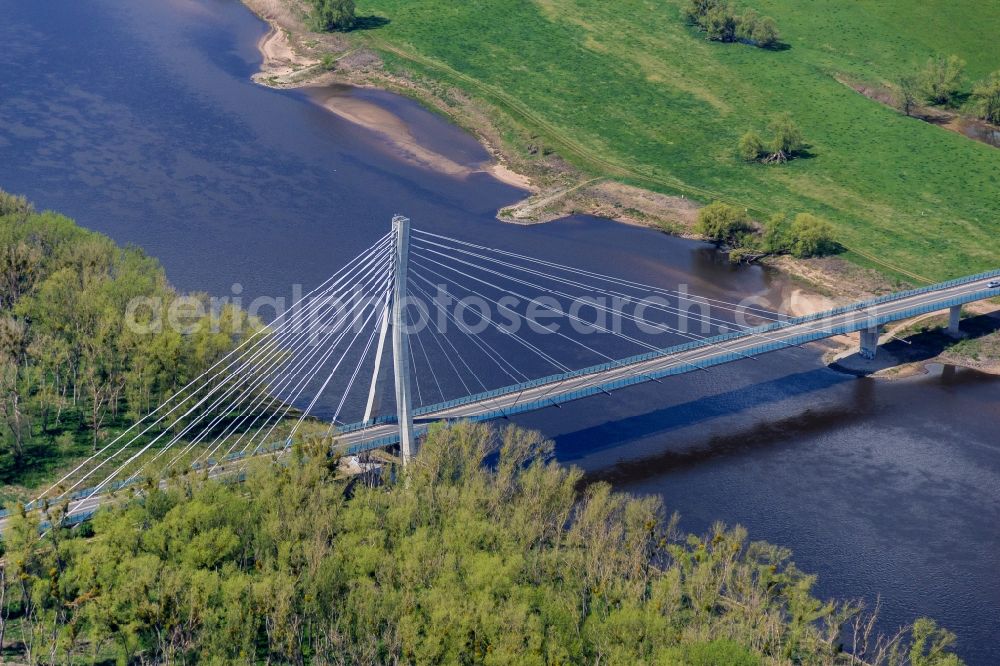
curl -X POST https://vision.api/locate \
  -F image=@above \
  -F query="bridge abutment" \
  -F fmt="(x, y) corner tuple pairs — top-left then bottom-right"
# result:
(859, 325), (881, 360)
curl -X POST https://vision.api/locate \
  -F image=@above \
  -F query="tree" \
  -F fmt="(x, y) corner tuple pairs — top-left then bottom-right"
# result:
(760, 213), (790, 253)
(310, 0), (356, 32)
(704, 4), (737, 42)
(0, 191), (33, 217)
(0, 423), (968, 664)
(765, 112), (805, 163)
(749, 15), (780, 48)
(970, 70), (1000, 124)
(788, 213), (836, 258)
(695, 202), (753, 244)
(737, 130), (766, 161)
(684, 0), (725, 24)
(686, 0), (778, 48)
(896, 74), (921, 116)
(0, 193), (261, 484)
(736, 9), (779, 48)
(918, 55), (965, 106)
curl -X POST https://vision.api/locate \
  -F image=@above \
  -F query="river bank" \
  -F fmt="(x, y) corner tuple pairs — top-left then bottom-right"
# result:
(238, 0), (1000, 376)
(5, 3), (1000, 661)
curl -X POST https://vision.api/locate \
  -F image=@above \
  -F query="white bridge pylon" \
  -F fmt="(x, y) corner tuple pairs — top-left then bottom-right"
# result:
(362, 215), (416, 463)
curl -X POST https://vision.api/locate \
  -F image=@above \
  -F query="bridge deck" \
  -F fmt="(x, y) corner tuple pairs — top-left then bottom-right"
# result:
(6, 270), (997, 531)
(334, 269), (1000, 454)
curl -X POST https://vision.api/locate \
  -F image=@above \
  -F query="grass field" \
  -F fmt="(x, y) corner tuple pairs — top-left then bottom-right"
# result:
(355, 0), (1000, 282)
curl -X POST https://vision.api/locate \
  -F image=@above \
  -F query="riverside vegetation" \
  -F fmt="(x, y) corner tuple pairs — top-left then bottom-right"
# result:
(0, 196), (967, 664)
(0, 422), (965, 665)
(0, 191), (262, 500)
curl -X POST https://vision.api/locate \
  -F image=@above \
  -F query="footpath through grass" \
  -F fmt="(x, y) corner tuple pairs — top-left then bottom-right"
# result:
(357, 0), (1000, 282)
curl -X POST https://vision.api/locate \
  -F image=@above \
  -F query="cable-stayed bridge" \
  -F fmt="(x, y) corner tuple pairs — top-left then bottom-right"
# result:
(5, 217), (999, 530)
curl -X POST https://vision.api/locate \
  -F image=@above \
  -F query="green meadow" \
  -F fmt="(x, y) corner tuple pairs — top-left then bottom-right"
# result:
(357, 0), (1000, 282)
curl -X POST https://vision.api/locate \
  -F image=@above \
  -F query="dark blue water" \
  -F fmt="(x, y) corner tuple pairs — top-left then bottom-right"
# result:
(2, 0), (998, 662)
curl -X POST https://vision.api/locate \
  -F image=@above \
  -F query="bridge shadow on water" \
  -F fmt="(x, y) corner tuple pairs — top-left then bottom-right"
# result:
(550, 310), (1000, 474)
(550, 366), (858, 466)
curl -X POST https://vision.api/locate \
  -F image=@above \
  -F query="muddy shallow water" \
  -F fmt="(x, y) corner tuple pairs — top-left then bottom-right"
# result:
(1, 0), (998, 661)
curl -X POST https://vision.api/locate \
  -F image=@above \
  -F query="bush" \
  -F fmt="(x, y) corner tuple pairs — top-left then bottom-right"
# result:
(659, 639), (762, 666)
(0, 190), (34, 217)
(748, 15), (780, 48)
(310, 0), (355, 32)
(768, 112), (805, 160)
(738, 113), (806, 164)
(918, 55), (965, 106)
(0, 423), (966, 664)
(970, 70), (1000, 124)
(695, 202), (753, 243)
(685, 0), (777, 48)
(760, 212), (790, 253)
(788, 213), (836, 257)
(895, 74), (921, 116)
(737, 130), (766, 161)
(736, 8), (779, 48)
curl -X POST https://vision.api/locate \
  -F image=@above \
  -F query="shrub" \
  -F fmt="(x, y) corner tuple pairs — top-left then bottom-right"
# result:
(704, 5), (737, 41)
(695, 202), (753, 243)
(895, 75), (921, 116)
(737, 130), (766, 161)
(918, 55), (965, 106)
(760, 212), (790, 253)
(738, 114), (806, 164)
(788, 213), (836, 257)
(0, 190), (34, 217)
(659, 639), (762, 666)
(736, 8), (779, 47)
(749, 15), (780, 48)
(310, 0), (355, 32)
(767, 112), (805, 161)
(970, 70), (1000, 124)
(685, 0), (777, 48)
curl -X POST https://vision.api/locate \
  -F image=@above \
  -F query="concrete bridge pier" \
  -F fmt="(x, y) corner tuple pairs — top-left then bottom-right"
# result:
(947, 305), (963, 337)
(859, 325), (881, 360)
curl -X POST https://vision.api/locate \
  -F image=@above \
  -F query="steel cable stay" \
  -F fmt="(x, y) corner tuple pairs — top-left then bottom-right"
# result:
(232, 268), (400, 455)
(106, 265), (392, 499)
(411, 236), (831, 350)
(75, 246), (393, 492)
(409, 265), (677, 404)
(411, 242), (814, 357)
(411, 229), (786, 319)
(410, 269), (574, 374)
(134, 248), (396, 476)
(406, 287), (481, 399)
(410, 270), (573, 413)
(403, 279), (531, 420)
(407, 279), (530, 386)
(276, 275), (392, 450)
(197, 261), (394, 471)
(409, 255), (724, 371)
(178, 253), (395, 467)
(38, 234), (395, 507)
(324, 289), (394, 433)
(412, 324), (445, 404)
(412, 237), (779, 335)
(149, 255), (396, 480)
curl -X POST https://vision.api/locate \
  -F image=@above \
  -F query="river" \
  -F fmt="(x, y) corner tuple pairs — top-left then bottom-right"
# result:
(2, 0), (998, 661)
